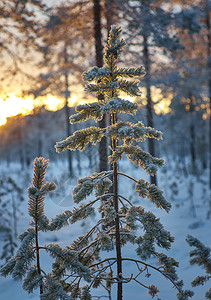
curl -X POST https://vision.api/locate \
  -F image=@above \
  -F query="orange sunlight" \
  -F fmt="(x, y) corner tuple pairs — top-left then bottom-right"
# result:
(0, 88), (172, 126)
(0, 94), (33, 126)
(141, 87), (172, 115)
(0, 93), (82, 126)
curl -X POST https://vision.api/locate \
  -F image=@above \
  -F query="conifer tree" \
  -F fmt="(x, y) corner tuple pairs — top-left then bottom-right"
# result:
(0, 158), (59, 297)
(54, 25), (193, 300)
(186, 235), (211, 299)
(0, 157), (93, 299)
(0, 26), (195, 300)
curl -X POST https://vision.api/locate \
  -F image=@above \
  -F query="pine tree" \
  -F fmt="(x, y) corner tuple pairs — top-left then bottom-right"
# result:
(0, 158), (59, 297)
(186, 235), (211, 299)
(0, 25), (195, 300)
(0, 157), (94, 299)
(54, 25), (193, 300)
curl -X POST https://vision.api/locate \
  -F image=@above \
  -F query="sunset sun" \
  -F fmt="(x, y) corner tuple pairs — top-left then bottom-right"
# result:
(0, 93), (83, 126)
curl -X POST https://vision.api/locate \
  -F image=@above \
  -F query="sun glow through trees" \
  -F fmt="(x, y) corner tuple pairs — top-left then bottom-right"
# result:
(0, 88), (174, 127)
(0, 94), (33, 126)
(0, 93), (81, 126)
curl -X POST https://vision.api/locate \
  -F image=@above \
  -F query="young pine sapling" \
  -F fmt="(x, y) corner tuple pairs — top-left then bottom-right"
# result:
(0, 158), (58, 296)
(54, 25), (193, 299)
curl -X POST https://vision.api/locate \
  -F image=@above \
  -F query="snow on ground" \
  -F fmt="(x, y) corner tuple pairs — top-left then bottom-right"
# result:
(0, 157), (210, 300)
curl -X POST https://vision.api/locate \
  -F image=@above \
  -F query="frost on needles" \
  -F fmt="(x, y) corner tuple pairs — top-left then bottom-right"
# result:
(0, 158), (91, 299)
(54, 25), (193, 299)
(186, 235), (211, 299)
(1, 26), (194, 300)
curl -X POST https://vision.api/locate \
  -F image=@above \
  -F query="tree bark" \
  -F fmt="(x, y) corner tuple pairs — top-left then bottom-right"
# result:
(105, 0), (113, 35)
(38, 138), (42, 158)
(206, 0), (211, 189)
(110, 50), (122, 297)
(64, 47), (73, 177)
(111, 112), (123, 300)
(189, 96), (196, 174)
(93, 0), (108, 172)
(143, 33), (157, 185)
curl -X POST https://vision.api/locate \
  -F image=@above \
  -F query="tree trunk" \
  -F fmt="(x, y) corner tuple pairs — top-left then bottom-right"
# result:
(190, 120), (196, 173)
(143, 33), (156, 185)
(180, 140), (188, 177)
(38, 138), (42, 157)
(64, 47), (73, 177)
(7, 149), (10, 167)
(75, 124), (82, 176)
(64, 82), (73, 177)
(12, 194), (18, 237)
(93, 0), (108, 172)
(189, 96), (196, 174)
(206, 0), (211, 189)
(105, 0), (114, 35)
(111, 113), (123, 300)
(19, 124), (25, 170)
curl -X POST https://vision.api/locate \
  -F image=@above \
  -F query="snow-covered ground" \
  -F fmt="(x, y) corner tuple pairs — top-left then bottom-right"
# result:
(0, 157), (210, 300)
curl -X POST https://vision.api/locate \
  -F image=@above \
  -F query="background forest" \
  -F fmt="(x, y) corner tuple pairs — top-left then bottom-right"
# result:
(0, 0), (210, 299)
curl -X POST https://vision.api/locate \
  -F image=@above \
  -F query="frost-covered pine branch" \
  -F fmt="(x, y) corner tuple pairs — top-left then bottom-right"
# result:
(186, 235), (211, 299)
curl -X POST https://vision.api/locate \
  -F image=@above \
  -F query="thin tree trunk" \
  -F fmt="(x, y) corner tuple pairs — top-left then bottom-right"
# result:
(206, 0), (211, 189)
(93, 0), (108, 172)
(38, 138), (42, 157)
(64, 47), (73, 177)
(110, 51), (122, 296)
(35, 197), (43, 295)
(20, 143), (25, 169)
(190, 121), (196, 173)
(105, 0), (113, 35)
(19, 123), (25, 170)
(112, 113), (122, 300)
(75, 123), (82, 176)
(87, 144), (93, 170)
(12, 194), (17, 237)
(201, 124), (207, 170)
(189, 96), (196, 173)
(64, 84), (73, 177)
(7, 149), (10, 167)
(93, 0), (103, 67)
(181, 140), (188, 177)
(143, 33), (156, 185)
